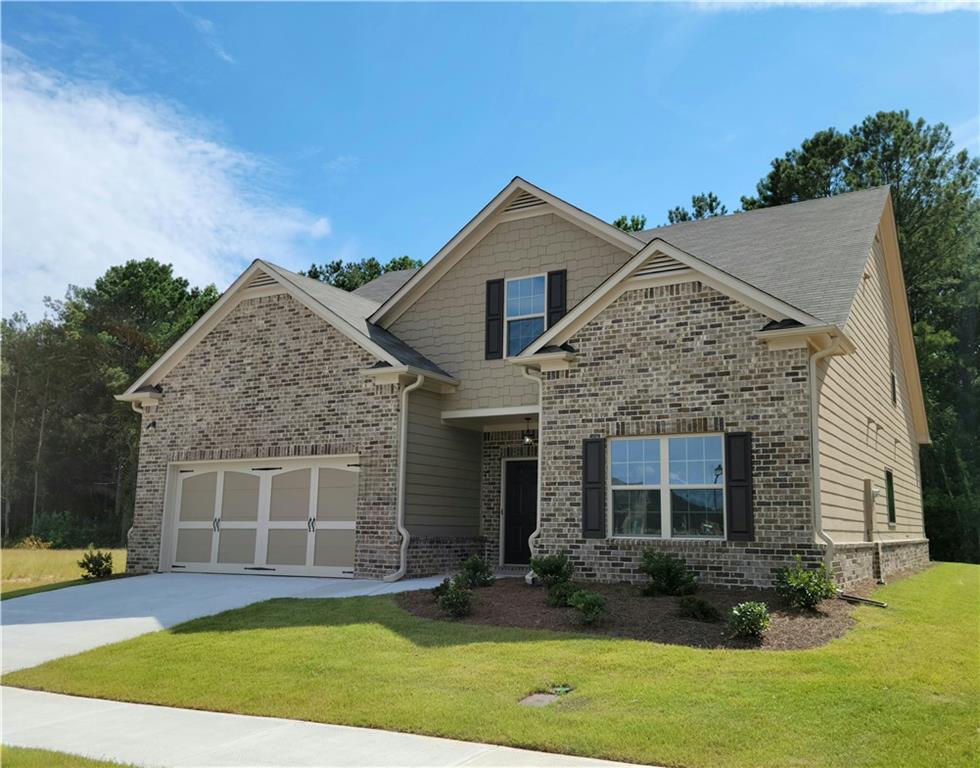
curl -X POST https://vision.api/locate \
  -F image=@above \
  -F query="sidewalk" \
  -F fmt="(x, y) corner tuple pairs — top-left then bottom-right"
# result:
(2, 687), (645, 768)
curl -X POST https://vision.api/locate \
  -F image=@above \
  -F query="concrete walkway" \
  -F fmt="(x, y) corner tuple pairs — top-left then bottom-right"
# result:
(1, 572), (443, 673)
(1, 687), (643, 767)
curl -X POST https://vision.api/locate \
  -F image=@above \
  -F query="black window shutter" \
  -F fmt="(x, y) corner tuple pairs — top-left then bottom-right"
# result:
(485, 278), (504, 359)
(582, 437), (606, 538)
(547, 270), (567, 328)
(725, 432), (754, 541)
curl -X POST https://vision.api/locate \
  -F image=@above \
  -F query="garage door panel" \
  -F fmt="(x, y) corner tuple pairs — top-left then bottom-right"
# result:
(317, 469), (357, 522)
(217, 529), (257, 564)
(179, 473), (217, 522)
(175, 529), (214, 563)
(266, 529), (308, 565)
(221, 472), (260, 521)
(314, 529), (355, 568)
(270, 469), (311, 521)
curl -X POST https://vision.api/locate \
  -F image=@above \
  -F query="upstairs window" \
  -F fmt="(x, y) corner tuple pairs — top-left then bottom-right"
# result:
(891, 371), (897, 406)
(505, 275), (546, 355)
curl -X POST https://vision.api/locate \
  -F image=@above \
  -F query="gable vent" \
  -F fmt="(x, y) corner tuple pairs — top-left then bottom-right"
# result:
(504, 190), (547, 213)
(632, 253), (689, 278)
(244, 270), (278, 290)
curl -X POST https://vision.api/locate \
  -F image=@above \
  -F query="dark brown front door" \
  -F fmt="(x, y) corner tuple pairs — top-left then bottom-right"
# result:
(504, 460), (537, 565)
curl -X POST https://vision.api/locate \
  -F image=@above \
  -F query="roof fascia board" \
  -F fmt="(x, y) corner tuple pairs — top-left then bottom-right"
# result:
(359, 365), (458, 387)
(123, 261), (402, 395)
(369, 177), (644, 327)
(520, 238), (823, 358)
(871, 195), (931, 443)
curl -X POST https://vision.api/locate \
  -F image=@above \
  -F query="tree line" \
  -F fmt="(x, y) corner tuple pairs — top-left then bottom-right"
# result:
(2, 110), (976, 561)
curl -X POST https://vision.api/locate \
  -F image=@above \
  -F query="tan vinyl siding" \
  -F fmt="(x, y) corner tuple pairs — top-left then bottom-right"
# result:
(404, 388), (482, 537)
(817, 237), (924, 541)
(390, 213), (633, 410)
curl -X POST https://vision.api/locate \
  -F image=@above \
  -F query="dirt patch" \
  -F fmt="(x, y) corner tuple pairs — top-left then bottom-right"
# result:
(397, 578), (864, 650)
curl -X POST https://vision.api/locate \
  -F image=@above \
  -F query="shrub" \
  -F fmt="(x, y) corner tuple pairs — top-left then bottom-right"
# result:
(776, 556), (838, 609)
(529, 552), (573, 587)
(78, 549), (113, 580)
(639, 550), (698, 596)
(432, 577), (454, 600)
(569, 590), (607, 625)
(676, 595), (721, 622)
(547, 581), (581, 608)
(15, 535), (52, 550)
(436, 579), (473, 619)
(729, 601), (771, 638)
(458, 555), (495, 588)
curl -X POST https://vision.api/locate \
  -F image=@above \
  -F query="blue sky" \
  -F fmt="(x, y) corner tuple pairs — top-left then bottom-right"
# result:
(3, 2), (978, 319)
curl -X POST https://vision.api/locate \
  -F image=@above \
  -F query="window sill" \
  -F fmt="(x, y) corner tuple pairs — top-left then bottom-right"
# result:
(609, 536), (727, 543)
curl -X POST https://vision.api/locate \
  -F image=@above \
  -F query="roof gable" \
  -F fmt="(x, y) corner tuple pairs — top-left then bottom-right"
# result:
(369, 177), (644, 327)
(120, 260), (452, 399)
(636, 186), (891, 327)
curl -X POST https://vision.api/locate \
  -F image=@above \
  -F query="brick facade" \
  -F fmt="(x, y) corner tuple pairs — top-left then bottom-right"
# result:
(127, 293), (403, 579)
(406, 536), (485, 577)
(536, 281), (819, 588)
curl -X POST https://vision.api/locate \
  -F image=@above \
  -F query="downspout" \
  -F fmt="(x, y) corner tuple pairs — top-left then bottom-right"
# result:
(809, 336), (846, 572)
(521, 365), (544, 557)
(384, 373), (425, 582)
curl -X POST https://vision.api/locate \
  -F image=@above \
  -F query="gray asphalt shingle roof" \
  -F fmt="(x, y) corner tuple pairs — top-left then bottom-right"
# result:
(352, 268), (420, 303)
(258, 261), (452, 378)
(636, 186), (890, 327)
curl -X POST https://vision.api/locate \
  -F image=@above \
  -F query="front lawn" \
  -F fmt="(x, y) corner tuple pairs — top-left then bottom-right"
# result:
(5, 563), (977, 768)
(1, 548), (127, 600)
(1, 745), (137, 768)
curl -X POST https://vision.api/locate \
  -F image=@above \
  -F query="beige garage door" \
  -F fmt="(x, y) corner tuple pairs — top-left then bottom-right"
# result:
(169, 458), (357, 578)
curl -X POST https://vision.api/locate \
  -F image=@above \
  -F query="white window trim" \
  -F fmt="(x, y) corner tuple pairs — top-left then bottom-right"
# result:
(504, 273), (547, 355)
(607, 433), (727, 541)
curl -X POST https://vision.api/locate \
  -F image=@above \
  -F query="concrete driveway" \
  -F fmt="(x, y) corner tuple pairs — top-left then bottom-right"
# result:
(1, 572), (442, 673)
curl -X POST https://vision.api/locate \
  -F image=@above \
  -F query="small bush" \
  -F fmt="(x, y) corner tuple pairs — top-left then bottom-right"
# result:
(547, 581), (581, 608)
(436, 579), (473, 619)
(569, 590), (607, 625)
(676, 595), (721, 622)
(15, 535), (52, 550)
(729, 601), (771, 638)
(432, 577), (454, 600)
(776, 556), (838, 609)
(78, 549), (113, 580)
(529, 552), (573, 587)
(458, 555), (495, 588)
(639, 550), (698, 596)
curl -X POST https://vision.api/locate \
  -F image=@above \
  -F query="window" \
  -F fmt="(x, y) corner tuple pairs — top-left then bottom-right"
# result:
(885, 470), (896, 526)
(610, 435), (725, 539)
(505, 275), (546, 355)
(891, 371), (897, 406)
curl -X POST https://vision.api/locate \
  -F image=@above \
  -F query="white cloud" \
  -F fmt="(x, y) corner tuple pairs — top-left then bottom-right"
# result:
(173, 4), (235, 64)
(1, 50), (331, 320)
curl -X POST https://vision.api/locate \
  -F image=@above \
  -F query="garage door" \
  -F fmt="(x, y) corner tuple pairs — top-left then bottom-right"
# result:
(167, 457), (357, 578)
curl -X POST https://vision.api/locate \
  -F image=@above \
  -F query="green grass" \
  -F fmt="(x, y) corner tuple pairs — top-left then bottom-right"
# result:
(6, 564), (978, 768)
(0, 745), (137, 768)
(1, 548), (127, 599)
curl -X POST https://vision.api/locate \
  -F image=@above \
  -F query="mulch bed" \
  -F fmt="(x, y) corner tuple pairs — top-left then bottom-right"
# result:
(397, 577), (871, 651)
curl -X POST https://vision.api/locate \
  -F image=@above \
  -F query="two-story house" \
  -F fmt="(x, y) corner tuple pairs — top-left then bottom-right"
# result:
(118, 177), (930, 587)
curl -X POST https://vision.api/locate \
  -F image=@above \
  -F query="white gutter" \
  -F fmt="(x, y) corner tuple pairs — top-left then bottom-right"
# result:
(384, 373), (425, 582)
(520, 365), (544, 557)
(809, 335), (846, 571)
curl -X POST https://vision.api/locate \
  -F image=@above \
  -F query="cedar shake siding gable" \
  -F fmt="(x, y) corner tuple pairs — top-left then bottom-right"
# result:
(389, 213), (635, 411)
(126, 292), (403, 579)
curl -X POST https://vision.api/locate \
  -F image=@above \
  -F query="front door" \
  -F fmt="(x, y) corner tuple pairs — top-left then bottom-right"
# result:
(503, 460), (537, 565)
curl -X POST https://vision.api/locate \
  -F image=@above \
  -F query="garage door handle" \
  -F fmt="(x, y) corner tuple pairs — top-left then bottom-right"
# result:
(307, 518), (312, 532)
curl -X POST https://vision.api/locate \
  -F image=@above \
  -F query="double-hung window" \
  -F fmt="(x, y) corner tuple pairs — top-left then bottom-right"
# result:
(610, 434), (725, 539)
(505, 275), (546, 356)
